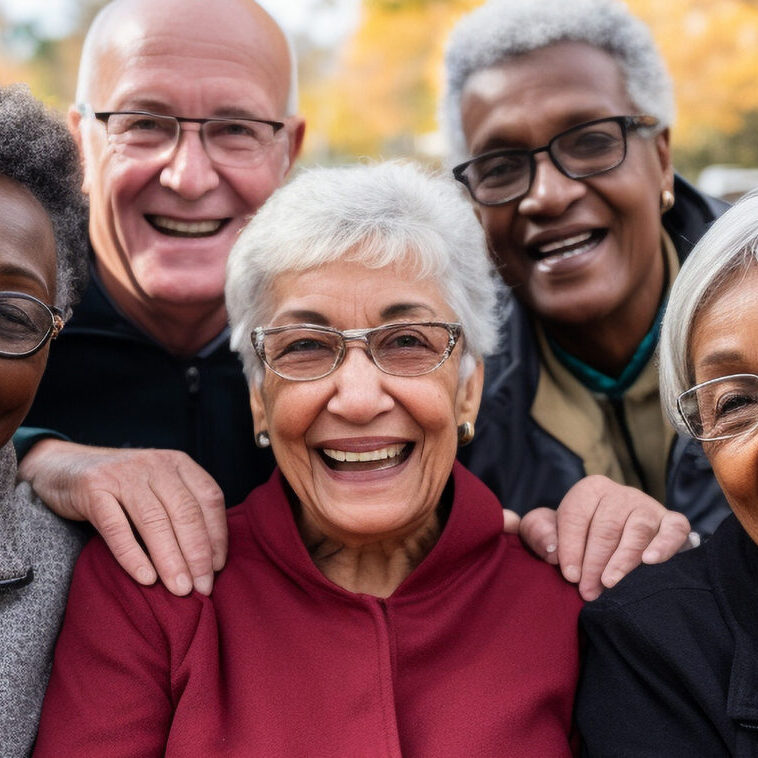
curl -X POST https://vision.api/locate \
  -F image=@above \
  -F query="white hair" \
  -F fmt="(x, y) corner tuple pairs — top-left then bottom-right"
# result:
(659, 191), (758, 434)
(75, 0), (299, 115)
(226, 161), (505, 385)
(441, 0), (675, 162)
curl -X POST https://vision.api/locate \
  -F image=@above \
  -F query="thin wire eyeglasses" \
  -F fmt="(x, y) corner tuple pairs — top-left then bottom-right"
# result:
(677, 373), (758, 442)
(0, 291), (64, 358)
(78, 105), (286, 168)
(453, 115), (659, 207)
(252, 322), (463, 382)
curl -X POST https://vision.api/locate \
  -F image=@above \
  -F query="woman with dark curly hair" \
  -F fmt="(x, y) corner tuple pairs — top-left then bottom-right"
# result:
(0, 84), (89, 757)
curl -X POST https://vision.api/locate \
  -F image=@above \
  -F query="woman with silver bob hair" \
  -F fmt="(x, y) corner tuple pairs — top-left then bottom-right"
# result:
(441, 0), (730, 549)
(36, 162), (583, 755)
(578, 190), (758, 754)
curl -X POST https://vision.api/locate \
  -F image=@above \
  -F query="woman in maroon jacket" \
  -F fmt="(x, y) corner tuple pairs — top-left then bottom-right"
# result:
(36, 163), (582, 757)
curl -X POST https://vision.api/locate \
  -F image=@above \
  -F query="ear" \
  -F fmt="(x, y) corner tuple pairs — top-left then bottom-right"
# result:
(283, 117), (306, 178)
(654, 127), (674, 194)
(249, 383), (269, 437)
(67, 105), (90, 196)
(454, 358), (484, 426)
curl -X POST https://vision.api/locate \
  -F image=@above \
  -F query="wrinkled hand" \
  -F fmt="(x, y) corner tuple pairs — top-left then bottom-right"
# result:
(516, 475), (691, 601)
(18, 439), (227, 596)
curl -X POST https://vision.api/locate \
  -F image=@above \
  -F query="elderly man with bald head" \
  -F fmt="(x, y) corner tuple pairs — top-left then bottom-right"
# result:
(16, 0), (305, 597)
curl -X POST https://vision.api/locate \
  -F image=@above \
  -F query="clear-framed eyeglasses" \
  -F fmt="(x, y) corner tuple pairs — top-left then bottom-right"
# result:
(677, 373), (758, 442)
(78, 105), (286, 168)
(452, 114), (659, 207)
(0, 291), (64, 358)
(252, 321), (463, 382)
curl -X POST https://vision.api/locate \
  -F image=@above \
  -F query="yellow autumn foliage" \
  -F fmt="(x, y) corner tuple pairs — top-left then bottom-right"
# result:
(307, 0), (758, 162)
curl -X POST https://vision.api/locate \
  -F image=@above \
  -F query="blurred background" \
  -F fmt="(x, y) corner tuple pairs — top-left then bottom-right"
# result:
(1, 0), (757, 197)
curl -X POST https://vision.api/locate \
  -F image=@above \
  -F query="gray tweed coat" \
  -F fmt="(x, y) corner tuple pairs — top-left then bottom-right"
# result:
(0, 442), (86, 757)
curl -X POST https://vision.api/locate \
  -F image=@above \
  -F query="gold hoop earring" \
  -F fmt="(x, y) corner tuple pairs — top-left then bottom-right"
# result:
(255, 431), (271, 448)
(660, 189), (675, 213)
(457, 421), (475, 446)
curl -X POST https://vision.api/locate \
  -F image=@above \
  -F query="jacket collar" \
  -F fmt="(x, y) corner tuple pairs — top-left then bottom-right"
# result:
(238, 462), (506, 601)
(68, 258), (230, 358)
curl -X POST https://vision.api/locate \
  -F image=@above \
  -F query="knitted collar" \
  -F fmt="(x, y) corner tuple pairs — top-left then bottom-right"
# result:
(547, 296), (666, 400)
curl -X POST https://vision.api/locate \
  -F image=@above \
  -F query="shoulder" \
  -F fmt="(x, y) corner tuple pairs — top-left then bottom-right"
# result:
(583, 542), (711, 620)
(580, 532), (730, 656)
(666, 175), (730, 260)
(502, 532), (583, 606)
(9, 484), (87, 564)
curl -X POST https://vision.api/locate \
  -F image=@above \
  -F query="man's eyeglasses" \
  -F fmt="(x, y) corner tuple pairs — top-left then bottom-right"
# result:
(453, 115), (659, 207)
(0, 292), (64, 358)
(677, 373), (758, 442)
(252, 322), (463, 382)
(78, 106), (286, 168)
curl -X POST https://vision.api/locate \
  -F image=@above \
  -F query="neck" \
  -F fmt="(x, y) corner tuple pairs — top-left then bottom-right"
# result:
(299, 512), (442, 598)
(544, 258), (666, 378)
(95, 261), (228, 357)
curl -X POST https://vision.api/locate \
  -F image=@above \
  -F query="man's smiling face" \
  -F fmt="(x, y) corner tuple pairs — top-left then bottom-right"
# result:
(72, 0), (300, 331)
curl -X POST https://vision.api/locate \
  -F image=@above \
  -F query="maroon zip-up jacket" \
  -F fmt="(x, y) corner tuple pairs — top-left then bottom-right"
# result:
(36, 463), (582, 757)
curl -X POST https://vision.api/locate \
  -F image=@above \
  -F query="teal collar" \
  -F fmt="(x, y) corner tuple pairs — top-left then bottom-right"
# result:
(547, 299), (666, 399)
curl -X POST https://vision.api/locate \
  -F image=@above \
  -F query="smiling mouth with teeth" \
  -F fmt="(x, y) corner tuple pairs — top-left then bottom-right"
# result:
(146, 214), (229, 238)
(319, 443), (412, 472)
(529, 229), (607, 261)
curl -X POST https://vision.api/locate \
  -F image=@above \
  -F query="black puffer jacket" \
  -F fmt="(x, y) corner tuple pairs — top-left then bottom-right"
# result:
(459, 175), (730, 535)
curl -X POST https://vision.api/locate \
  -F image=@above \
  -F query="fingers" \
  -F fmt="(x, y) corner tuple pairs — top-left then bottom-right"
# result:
(177, 459), (228, 573)
(641, 512), (692, 563)
(502, 509), (521, 534)
(87, 490), (158, 587)
(110, 452), (225, 596)
(592, 510), (690, 600)
(576, 501), (648, 601)
(18, 441), (226, 597)
(555, 476), (603, 586)
(554, 475), (692, 602)
(518, 507), (559, 564)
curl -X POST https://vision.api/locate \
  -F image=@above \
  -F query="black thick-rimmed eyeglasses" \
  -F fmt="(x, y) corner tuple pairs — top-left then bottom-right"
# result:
(452, 115), (659, 207)
(0, 291), (64, 358)
(78, 105), (286, 168)
(677, 373), (758, 442)
(252, 322), (463, 382)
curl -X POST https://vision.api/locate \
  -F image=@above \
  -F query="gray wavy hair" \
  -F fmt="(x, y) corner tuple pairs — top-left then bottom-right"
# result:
(0, 84), (88, 314)
(659, 191), (758, 434)
(441, 0), (675, 161)
(226, 161), (504, 386)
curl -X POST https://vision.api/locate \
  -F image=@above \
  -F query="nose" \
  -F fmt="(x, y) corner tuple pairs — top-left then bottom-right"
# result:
(326, 344), (395, 423)
(517, 151), (586, 217)
(159, 124), (220, 200)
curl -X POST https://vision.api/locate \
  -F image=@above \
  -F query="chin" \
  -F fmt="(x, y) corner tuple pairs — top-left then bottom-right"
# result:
(135, 270), (227, 307)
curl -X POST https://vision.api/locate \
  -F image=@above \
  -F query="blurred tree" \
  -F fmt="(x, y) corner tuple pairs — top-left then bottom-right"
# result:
(310, 0), (758, 173)
(2, 0), (757, 175)
(305, 0), (480, 162)
(627, 0), (758, 177)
